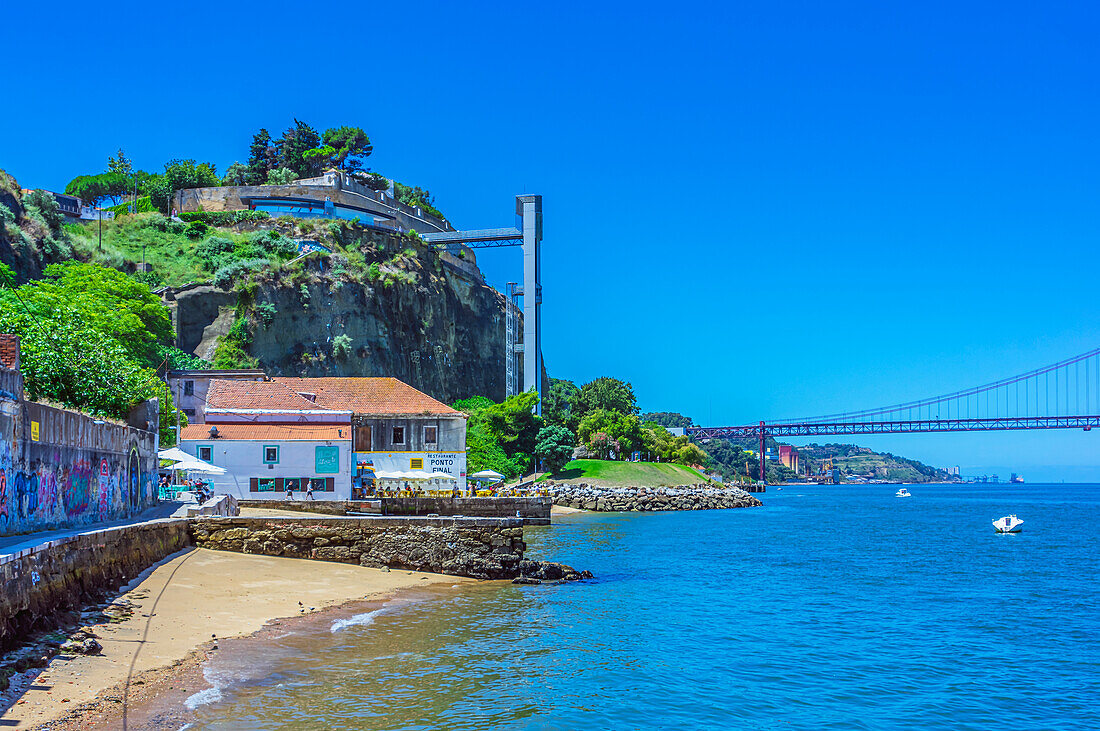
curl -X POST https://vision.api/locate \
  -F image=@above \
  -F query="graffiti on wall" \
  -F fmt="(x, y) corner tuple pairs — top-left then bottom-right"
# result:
(1, 400), (157, 536)
(0, 450), (154, 536)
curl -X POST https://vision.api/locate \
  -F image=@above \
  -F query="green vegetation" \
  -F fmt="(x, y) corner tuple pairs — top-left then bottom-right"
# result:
(537, 460), (708, 487)
(453, 392), (542, 479)
(534, 425), (575, 474)
(0, 261), (188, 444)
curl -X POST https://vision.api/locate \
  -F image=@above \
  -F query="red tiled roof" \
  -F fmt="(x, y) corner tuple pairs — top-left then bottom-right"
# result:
(206, 379), (341, 411)
(180, 424), (350, 441)
(271, 377), (460, 416)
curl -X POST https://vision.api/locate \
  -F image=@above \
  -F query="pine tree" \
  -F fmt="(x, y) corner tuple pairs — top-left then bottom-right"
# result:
(246, 129), (275, 185)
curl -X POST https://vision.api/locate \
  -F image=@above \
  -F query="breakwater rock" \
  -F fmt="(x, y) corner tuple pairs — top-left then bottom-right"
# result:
(190, 515), (526, 580)
(512, 560), (593, 585)
(545, 483), (762, 512)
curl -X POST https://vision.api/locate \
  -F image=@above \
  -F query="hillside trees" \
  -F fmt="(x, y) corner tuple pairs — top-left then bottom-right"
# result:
(453, 391), (543, 478)
(0, 262), (188, 444)
(277, 119), (321, 178)
(542, 377), (579, 429)
(246, 128), (277, 185)
(65, 172), (131, 206)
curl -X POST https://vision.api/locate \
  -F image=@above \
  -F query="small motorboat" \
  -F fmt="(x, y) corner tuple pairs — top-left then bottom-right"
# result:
(895, 488), (911, 498)
(993, 515), (1024, 533)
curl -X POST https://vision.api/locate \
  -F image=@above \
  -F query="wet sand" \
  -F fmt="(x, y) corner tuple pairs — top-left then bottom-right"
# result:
(551, 504), (589, 515)
(0, 548), (464, 729)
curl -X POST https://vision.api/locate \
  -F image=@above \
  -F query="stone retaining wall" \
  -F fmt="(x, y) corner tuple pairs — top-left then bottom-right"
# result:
(381, 496), (551, 525)
(190, 515), (525, 579)
(545, 483), (763, 512)
(0, 519), (191, 653)
(238, 499), (373, 516)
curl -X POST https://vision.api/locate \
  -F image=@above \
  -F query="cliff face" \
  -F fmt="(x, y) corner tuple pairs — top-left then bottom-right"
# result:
(250, 266), (507, 403)
(0, 171), (43, 283)
(170, 254), (509, 405)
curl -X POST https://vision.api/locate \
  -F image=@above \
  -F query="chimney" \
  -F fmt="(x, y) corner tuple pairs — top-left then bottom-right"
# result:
(298, 392), (318, 403)
(0, 334), (20, 371)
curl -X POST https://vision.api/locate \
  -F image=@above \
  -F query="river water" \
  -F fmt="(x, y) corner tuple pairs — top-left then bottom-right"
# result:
(182, 484), (1099, 730)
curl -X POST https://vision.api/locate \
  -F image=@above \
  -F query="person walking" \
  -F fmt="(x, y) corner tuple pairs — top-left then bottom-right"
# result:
(306, 483), (315, 501)
(286, 484), (295, 501)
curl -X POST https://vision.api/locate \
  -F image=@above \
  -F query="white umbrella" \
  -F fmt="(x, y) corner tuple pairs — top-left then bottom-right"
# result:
(430, 472), (457, 481)
(470, 470), (504, 480)
(170, 458), (227, 475)
(158, 447), (192, 462)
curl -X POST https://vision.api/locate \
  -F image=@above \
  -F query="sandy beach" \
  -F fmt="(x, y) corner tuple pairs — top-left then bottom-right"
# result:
(0, 548), (464, 729)
(551, 504), (589, 515)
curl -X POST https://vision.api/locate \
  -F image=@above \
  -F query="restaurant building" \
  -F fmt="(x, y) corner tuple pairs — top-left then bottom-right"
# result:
(179, 377), (467, 498)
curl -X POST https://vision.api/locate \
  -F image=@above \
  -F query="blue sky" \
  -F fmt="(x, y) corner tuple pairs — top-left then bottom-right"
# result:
(3, 1), (1098, 480)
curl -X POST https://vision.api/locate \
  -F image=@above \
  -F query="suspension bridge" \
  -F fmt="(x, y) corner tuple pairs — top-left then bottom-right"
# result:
(686, 347), (1100, 481)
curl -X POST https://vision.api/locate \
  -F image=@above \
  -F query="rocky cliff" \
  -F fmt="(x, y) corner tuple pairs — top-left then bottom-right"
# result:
(169, 227), (510, 404)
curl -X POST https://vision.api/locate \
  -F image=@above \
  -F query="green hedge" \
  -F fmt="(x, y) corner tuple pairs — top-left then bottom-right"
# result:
(178, 210), (272, 226)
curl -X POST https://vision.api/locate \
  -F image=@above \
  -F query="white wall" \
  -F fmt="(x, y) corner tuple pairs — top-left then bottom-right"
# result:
(180, 438), (352, 500)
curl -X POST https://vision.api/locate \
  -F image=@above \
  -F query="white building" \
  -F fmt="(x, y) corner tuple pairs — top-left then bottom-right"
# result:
(181, 423), (352, 498)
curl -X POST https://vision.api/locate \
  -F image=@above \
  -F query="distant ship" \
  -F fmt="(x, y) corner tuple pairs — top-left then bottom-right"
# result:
(1010, 473), (1024, 484)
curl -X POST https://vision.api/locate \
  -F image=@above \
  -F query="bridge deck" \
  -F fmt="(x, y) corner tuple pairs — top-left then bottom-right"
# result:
(689, 415), (1100, 438)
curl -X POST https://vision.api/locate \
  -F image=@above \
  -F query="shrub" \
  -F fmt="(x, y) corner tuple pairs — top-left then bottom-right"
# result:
(196, 236), (235, 267)
(332, 334), (353, 360)
(255, 301), (277, 327)
(185, 220), (210, 239)
(24, 190), (63, 232)
(367, 262), (381, 281)
(266, 167), (296, 185)
(213, 258), (270, 288)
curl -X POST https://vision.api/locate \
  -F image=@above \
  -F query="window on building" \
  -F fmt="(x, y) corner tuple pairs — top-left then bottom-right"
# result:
(183, 380), (194, 396)
(424, 426), (438, 444)
(410, 457), (424, 470)
(284, 478), (301, 493)
(197, 445), (213, 462)
(257, 478), (275, 492)
(392, 426), (405, 446)
(263, 445), (280, 464)
(183, 408), (196, 417)
(355, 426), (372, 452)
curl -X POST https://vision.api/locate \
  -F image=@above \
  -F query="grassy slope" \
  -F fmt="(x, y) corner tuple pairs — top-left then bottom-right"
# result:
(540, 459), (710, 487)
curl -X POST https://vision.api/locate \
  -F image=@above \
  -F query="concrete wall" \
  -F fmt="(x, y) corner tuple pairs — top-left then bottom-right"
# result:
(0, 519), (191, 652)
(182, 494), (239, 518)
(174, 175), (452, 235)
(190, 515), (526, 579)
(381, 496), (551, 525)
(179, 437), (352, 500)
(1, 342), (160, 536)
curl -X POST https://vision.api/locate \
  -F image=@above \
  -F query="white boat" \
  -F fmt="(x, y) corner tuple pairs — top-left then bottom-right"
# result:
(993, 515), (1024, 533)
(895, 488), (911, 497)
